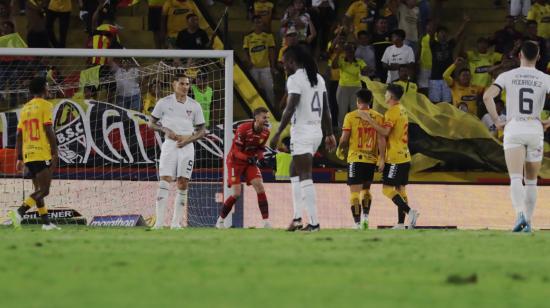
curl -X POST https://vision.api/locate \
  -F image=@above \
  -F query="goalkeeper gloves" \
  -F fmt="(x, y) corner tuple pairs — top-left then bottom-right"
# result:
(247, 156), (258, 165)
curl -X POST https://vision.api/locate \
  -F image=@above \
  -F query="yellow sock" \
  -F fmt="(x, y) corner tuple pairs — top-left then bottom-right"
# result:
(360, 189), (372, 206)
(37, 207), (48, 216)
(399, 189), (408, 204)
(24, 197), (37, 208)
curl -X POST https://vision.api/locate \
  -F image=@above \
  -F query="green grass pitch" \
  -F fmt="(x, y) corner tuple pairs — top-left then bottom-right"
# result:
(1, 227), (549, 307)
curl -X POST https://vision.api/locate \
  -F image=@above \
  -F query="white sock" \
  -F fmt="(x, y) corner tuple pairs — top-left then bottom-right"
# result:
(524, 178), (537, 223)
(510, 174), (525, 215)
(300, 179), (318, 226)
(290, 176), (303, 220)
(171, 189), (187, 226)
(155, 180), (170, 227)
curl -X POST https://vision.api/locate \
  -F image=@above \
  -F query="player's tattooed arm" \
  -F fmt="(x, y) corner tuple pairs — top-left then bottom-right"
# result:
(377, 133), (387, 172)
(322, 92), (336, 152)
(149, 116), (178, 140)
(177, 124), (206, 148)
(269, 93), (300, 149)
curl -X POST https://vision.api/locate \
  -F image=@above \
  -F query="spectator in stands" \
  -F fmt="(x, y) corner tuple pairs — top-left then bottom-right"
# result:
(0, 19), (14, 35)
(142, 78), (159, 115)
(397, 0), (419, 55)
(355, 30), (376, 78)
(417, 0), (431, 35)
(381, 0), (399, 32)
(481, 98), (506, 138)
(277, 26), (299, 71)
(418, 19), (434, 95)
(147, 0), (166, 49)
(326, 27), (346, 127)
(490, 15), (523, 55)
(79, 0), (99, 36)
(244, 15), (276, 105)
(443, 57), (483, 117)
(510, 0), (531, 21)
(162, 0), (200, 48)
(91, 10), (121, 65)
(527, 0), (550, 39)
(112, 58), (141, 111)
(524, 20), (548, 71)
(393, 64), (417, 94)
(429, 17), (468, 103)
(381, 29), (415, 84)
(371, 17), (392, 81)
(26, 0), (49, 48)
(176, 13), (209, 50)
(281, 0), (316, 47)
(0, 2), (14, 28)
(465, 37), (502, 89)
(344, 0), (372, 36)
(332, 42), (368, 128)
(311, 0), (335, 58)
(46, 0), (71, 47)
(191, 72), (213, 127)
(253, 0), (273, 32)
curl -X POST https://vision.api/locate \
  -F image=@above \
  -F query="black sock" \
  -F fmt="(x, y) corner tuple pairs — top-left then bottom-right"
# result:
(362, 199), (372, 216)
(350, 205), (361, 223)
(17, 205), (30, 217)
(398, 207), (406, 224)
(391, 195), (410, 218)
(40, 214), (51, 225)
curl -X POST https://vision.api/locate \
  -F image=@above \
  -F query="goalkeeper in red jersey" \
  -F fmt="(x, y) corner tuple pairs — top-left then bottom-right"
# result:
(216, 107), (271, 229)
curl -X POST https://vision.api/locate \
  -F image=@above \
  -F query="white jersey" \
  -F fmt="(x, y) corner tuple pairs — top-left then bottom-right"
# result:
(151, 94), (205, 138)
(494, 67), (550, 135)
(286, 68), (326, 139)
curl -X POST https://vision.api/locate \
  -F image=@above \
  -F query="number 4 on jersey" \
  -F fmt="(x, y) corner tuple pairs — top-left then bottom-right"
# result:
(310, 92), (321, 117)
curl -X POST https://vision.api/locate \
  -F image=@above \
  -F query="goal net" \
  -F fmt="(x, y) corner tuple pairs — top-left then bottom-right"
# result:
(0, 48), (233, 227)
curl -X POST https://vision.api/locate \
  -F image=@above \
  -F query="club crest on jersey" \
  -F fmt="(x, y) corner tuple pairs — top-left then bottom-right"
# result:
(187, 110), (192, 116)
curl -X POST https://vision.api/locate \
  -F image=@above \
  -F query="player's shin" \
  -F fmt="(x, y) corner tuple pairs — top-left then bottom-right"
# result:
(155, 180), (170, 228)
(257, 192), (269, 220)
(290, 176), (303, 220)
(382, 185), (410, 214)
(171, 189), (187, 228)
(350, 192), (361, 224)
(301, 179), (318, 226)
(220, 195), (237, 219)
(37, 205), (50, 225)
(509, 174), (526, 215)
(360, 189), (372, 217)
(524, 178), (538, 223)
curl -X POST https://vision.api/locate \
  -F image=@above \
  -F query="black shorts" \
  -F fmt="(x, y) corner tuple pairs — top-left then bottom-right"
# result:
(382, 162), (410, 187)
(347, 162), (376, 185)
(25, 161), (51, 178)
(148, 7), (162, 31)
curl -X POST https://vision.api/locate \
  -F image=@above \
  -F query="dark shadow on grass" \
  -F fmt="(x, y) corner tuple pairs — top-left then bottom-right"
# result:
(446, 274), (477, 285)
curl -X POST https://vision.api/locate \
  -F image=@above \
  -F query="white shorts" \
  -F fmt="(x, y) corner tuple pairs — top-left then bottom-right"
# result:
(158, 141), (195, 179)
(503, 133), (544, 162)
(417, 68), (430, 89)
(290, 135), (323, 156)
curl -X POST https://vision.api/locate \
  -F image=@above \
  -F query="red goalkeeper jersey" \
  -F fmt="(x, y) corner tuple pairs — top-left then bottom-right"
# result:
(228, 121), (270, 164)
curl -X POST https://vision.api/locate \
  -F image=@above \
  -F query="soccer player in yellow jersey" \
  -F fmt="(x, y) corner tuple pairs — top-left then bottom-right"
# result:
(339, 89), (386, 230)
(358, 84), (419, 229)
(9, 77), (60, 230)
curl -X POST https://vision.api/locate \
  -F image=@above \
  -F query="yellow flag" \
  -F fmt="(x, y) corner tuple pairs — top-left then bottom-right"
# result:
(79, 65), (101, 88)
(0, 33), (28, 48)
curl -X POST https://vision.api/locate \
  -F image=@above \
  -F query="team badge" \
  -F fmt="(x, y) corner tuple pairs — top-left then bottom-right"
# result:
(186, 110), (192, 116)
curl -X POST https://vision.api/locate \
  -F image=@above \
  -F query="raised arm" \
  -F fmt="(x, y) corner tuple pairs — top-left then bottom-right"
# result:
(358, 111), (392, 137)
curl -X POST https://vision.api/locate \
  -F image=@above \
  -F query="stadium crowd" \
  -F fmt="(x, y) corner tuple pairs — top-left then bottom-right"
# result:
(1, 0), (550, 138)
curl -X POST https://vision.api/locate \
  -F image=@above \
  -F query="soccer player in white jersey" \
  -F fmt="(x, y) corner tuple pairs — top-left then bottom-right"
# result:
(483, 41), (550, 232)
(149, 72), (206, 229)
(270, 45), (337, 232)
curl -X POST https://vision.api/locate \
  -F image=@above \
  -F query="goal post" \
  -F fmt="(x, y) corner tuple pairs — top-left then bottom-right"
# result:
(0, 48), (234, 226)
